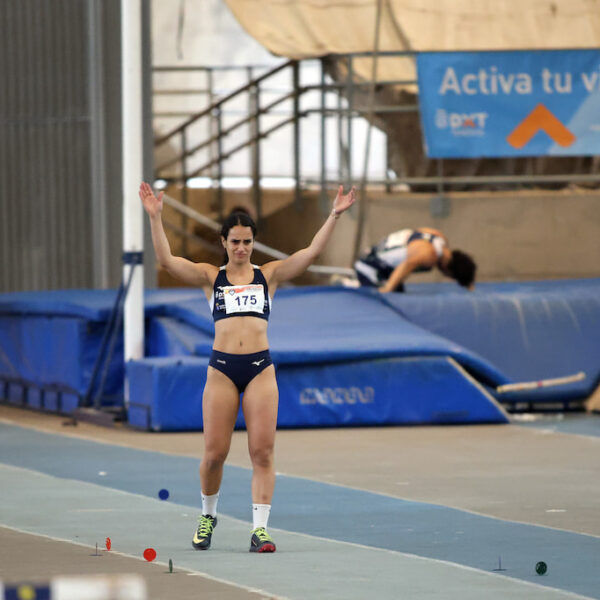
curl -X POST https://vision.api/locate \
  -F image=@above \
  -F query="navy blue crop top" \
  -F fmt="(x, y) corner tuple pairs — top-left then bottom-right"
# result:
(210, 265), (271, 322)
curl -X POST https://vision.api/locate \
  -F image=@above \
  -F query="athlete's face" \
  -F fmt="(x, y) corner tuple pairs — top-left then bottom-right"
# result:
(223, 225), (254, 264)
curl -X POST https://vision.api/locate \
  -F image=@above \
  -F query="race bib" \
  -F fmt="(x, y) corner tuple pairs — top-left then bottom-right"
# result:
(222, 284), (265, 314)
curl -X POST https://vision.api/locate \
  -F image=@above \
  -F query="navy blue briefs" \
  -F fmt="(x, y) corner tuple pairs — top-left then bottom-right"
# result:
(209, 349), (273, 392)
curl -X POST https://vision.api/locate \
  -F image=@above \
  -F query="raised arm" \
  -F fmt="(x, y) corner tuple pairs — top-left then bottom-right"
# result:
(379, 260), (419, 293)
(264, 185), (356, 286)
(139, 182), (216, 287)
(379, 244), (433, 293)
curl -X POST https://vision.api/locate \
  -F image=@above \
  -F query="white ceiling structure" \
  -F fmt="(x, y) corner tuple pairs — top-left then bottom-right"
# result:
(224, 0), (600, 83)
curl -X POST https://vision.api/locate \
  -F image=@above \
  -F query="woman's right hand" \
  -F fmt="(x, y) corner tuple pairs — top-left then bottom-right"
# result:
(139, 181), (164, 218)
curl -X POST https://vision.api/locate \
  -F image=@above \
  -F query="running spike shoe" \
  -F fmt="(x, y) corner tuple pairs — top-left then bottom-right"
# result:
(249, 527), (276, 553)
(192, 514), (217, 550)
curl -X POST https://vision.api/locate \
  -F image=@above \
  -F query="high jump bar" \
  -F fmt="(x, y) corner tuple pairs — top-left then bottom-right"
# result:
(496, 371), (586, 394)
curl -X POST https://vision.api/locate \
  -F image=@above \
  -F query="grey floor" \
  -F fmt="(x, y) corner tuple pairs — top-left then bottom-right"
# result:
(1, 405), (599, 599)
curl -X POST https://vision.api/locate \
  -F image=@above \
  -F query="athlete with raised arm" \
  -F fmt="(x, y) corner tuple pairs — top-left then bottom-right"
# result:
(139, 182), (356, 552)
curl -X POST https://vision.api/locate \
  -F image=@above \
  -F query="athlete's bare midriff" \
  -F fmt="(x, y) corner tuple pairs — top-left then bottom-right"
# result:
(212, 316), (269, 354)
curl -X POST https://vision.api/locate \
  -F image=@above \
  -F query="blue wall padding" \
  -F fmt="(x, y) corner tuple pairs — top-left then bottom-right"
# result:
(4, 381), (80, 413)
(382, 279), (600, 396)
(0, 315), (87, 388)
(0, 314), (123, 406)
(126, 355), (508, 431)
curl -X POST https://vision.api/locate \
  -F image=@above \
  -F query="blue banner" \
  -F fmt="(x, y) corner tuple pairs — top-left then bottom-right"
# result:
(417, 50), (600, 158)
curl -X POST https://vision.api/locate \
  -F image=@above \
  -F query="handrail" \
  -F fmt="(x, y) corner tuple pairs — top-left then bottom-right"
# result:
(153, 64), (275, 72)
(184, 115), (306, 181)
(303, 173), (600, 187)
(154, 59), (294, 145)
(161, 194), (355, 276)
(155, 90), (300, 173)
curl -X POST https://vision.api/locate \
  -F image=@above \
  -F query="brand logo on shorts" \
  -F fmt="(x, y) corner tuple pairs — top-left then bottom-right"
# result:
(216, 359), (226, 364)
(252, 359), (265, 367)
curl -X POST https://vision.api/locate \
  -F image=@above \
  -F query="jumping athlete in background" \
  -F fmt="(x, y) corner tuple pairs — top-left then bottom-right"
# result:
(139, 182), (356, 553)
(353, 227), (476, 292)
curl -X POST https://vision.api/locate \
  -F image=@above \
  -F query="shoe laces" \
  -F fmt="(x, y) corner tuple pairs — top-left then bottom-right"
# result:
(197, 515), (215, 537)
(252, 527), (272, 542)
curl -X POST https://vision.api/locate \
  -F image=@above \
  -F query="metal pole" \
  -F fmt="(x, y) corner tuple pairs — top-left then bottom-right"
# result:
(320, 61), (327, 213)
(249, 70), (262, 223)
(250, 85), (262, 223)
(436, 159), (445, 197)
(346, 56), (354, 187)
(88, 0), (109, 289)
(216, 107), (224, 220)
(180, 129), (189, 257)
(353, 0), (384, 261)
(207, 68), (219, 214)
(337, 77), (345, 184)
(121, 0), (145, 404)
(292, 61), (301, 209)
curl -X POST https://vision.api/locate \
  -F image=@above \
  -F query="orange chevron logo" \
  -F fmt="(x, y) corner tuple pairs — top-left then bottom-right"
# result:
(507, 104), (575, 149)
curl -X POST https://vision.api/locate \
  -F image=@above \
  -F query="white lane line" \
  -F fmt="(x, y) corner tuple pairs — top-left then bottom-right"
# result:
(0, 463), (596, 600)
(514, 423), (600, 443)
(267, 466), (600, 540)
(0, 523), (289, 600)
(1, 419), (599, 541)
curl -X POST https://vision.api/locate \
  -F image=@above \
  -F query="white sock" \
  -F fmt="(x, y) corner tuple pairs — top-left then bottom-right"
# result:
(252, 503), (271, 530)
(202, 492), (219, 517)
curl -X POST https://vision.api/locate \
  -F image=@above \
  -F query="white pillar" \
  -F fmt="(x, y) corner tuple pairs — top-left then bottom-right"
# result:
(121, 0), (144, 405)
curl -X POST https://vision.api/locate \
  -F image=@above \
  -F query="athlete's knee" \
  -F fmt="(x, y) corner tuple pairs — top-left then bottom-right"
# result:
(201, 449), (228, 471)
(249, 443), (274, 469)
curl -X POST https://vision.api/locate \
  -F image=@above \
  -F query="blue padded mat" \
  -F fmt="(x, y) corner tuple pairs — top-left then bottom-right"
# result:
(127, 355), (508, 430)
(0, 288), (204, 321)
(382, 279), (600, 398)
(0, 290), (204, 405)
(148, 316), (213, 357)
(1, 280), (599, 418)
(181, 287), (507, 385)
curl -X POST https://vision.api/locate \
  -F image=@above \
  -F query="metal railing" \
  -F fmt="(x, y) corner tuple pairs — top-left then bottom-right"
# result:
(152, 53), (600, 246)
(152, 55), (425, 223)
(161, 193), (354, 277)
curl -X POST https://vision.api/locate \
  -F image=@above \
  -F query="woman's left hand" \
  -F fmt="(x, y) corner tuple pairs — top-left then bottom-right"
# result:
(333, 185), (357, 216)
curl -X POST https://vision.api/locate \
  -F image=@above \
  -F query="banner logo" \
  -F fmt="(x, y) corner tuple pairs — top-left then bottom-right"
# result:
(506, 104), (575, 149)
(300, 387), (375, 405)
(435, 109), (488, 136)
